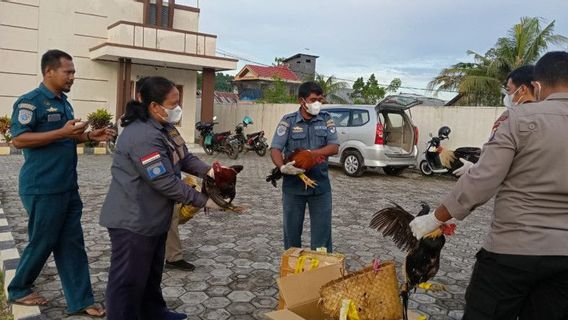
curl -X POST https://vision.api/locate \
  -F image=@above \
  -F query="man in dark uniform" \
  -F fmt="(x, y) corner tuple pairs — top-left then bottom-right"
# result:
(270, 81), (339, 252)
(8, 50), (112, 316)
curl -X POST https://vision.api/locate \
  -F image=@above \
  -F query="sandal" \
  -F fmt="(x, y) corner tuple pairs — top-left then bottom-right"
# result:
(69, 304), (106, 318)
(11, 292), (48, 306)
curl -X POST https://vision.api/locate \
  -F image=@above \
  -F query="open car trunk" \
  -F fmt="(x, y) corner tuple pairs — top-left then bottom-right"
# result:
(376, 95), (420, 155)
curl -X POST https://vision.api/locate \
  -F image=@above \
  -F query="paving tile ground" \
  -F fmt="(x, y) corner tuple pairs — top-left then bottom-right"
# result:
(0, 152), (493, 319)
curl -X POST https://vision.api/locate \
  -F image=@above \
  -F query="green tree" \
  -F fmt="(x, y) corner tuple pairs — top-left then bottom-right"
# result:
(429, 17), (568, 106)
(273, 57), (287, 66)
(314, 74), (348, 104)
(196, 72), (235, 92)
(261, 77), (296, 103)
(350, 75), (401, 104)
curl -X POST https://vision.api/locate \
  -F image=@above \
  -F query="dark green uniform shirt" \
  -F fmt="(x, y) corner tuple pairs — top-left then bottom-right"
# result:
(10, 83), (78, 195)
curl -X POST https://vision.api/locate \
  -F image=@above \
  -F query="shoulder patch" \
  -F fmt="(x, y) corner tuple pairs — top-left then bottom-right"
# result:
(276, 124), (288, 136)
(278, 120), (290, 128)
(140, 151), (161, 166)
(488, 114), (509, 141)
(326, 119), (336, 127)
(18, 109), (33, 125)
(146, 161), (167, 180)
(18, 103), (36, 111)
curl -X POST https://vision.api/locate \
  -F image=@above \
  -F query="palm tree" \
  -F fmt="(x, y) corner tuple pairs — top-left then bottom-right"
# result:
(429, 17), (567, 106)
(314, 74), (349, 104)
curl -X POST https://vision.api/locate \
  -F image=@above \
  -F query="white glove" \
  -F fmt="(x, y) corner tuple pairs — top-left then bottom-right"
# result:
(452, 158), (474, 177)
(205, 198), (222, 210)
(409, 211), (443, 240)
(280, 161), (305, 175)
(207, 168), (215, 178)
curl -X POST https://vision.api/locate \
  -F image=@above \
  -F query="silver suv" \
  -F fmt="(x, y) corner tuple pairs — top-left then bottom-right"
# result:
(323, 95), (420, 177)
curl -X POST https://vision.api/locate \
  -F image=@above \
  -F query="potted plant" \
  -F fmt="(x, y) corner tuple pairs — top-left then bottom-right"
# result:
(86, 108), (113, 149)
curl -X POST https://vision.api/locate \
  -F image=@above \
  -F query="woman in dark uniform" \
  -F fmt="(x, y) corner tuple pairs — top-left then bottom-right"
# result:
(100, 76), (217, 320)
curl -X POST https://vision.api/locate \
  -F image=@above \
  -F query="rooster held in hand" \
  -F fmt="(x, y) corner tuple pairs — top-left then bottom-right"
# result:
(438, 146), (481, 172)
(370, 202), (456, 320)
(266, 148), (325, 189)
(203, 161), (243, 210)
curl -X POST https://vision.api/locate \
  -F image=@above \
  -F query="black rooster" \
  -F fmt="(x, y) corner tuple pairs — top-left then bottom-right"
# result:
(439, 147), (481, 172)
(370, 202), (456, 320)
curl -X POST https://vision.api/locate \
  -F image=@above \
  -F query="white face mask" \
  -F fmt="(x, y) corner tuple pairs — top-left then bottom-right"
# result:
(304, 100), (322, 116)
(502, 87), (521, 108)
(160, 105), (183, 123)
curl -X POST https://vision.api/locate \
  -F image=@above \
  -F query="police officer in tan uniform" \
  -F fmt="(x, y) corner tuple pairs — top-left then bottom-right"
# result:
(410, 51), (568, 320)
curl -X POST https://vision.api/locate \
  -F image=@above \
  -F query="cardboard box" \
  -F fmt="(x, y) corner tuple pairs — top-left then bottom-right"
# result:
(266, 263), (422, 320)
(266, 264), (344, 320)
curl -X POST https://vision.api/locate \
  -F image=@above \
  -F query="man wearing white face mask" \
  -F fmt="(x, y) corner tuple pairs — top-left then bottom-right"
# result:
(270, 82), (340, 252)
(410, 52), (568, 320)
(453, 65), (536, 176)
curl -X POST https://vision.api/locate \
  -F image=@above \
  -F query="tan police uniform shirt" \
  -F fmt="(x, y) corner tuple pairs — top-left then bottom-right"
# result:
(442, 92), (568, 256)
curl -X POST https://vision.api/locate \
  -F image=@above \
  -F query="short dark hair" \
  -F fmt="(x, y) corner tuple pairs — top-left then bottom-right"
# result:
(122, 76), (175, 126)
(135, 77), (149, 94)
(41, 50), (72, 75)
(534, 51), (568, 87)
(298, 81), (323, 99)
(506, 65), (535, 91)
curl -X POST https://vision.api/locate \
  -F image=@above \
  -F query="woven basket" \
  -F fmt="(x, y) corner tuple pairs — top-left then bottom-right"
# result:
(319, 261), (402, 320)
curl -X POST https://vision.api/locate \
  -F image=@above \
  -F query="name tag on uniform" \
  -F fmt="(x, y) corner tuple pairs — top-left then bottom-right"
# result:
(314, 125), (327, 130)
(47, 113), (62, 122)
(292, 126), (304, 133)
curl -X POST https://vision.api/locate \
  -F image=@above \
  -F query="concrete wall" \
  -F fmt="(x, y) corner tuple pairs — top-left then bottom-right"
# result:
(198, 103), (506, 164)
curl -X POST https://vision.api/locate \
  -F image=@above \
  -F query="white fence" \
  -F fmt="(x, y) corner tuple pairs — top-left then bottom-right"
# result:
(196, 102), (506, 164)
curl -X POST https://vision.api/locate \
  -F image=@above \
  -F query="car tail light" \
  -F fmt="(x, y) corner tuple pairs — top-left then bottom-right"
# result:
(414, 126), (419, 145)
(375, 123), (384, 145)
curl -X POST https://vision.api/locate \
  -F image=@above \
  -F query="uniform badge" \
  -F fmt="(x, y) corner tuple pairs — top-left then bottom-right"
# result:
(489, 114), (508, 141)
(329, 126), (336, 134)
(140, 151), (161, 166)
(292, 126), (304, 133)
(47, 113), (62, 122)
(277, 124), (287, 136)
(18, 109), (33, 125)
(18, 103), (36, 111)
(146, 161), (167, 180)
(46, 106), (58, 113)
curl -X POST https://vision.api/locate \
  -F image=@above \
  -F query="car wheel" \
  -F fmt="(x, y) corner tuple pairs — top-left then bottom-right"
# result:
(383, 166), (407, 176)
(342, 150), (364, 177)
(419, 160), (433, 176)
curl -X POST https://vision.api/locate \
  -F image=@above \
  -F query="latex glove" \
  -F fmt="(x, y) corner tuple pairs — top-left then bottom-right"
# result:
(409, 211), (443, 240)
(452, 158), (474, 177)
(207, 168), (215, 178)
(205, 198), (222, 210)
(280, 161), (305, 175)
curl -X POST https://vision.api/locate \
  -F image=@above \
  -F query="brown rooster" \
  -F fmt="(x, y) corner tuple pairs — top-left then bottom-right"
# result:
(266, 148), (325, 189)
(438, 146), (481, 172)
(203, 161), (243, 210)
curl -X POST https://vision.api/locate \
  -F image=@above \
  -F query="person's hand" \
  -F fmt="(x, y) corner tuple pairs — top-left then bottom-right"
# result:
(409, 211), (443, 240)
(205, 198), (222, 210)
(280, 161), (305, 175)
(452, 158), (474, 177)
(60, 119), (88, 138)
(88, 127), (116, 142)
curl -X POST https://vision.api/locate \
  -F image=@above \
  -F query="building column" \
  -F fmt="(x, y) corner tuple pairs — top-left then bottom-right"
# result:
(201, 68), (215, 122)
(115, 58), (132, 118)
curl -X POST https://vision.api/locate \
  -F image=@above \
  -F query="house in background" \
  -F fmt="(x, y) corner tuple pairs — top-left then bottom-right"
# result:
(282, 53), (318, 81)
(233, 64), (301, 101)
(0, 0), (237, 142)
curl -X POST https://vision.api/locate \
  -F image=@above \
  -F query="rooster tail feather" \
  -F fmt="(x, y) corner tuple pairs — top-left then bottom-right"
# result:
(439, 148), (456, 169)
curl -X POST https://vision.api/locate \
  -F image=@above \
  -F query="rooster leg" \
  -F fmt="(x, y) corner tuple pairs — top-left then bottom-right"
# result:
(417, 282), (446, 292)
(298, 173), (317, 189)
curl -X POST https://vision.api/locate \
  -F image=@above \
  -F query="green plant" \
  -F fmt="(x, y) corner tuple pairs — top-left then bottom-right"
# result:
(0, 115), (11, 143)
(87, 108), (113, 129)
(260, 77), (297, 103)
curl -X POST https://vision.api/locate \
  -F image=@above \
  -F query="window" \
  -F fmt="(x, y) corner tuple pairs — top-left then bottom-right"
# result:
(145, 0), (173, 28)
(328, 110), (350, 127)
(306, 59), (311, 63)
(350, 110), (369, 127)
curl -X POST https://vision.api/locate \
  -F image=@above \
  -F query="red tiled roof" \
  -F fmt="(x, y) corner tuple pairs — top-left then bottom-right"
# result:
(239, 64), (300, 82)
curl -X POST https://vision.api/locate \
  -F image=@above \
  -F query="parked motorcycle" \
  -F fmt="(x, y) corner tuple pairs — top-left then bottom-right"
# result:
(232, 116), (268, 156)
(195, 116), (239, 159)
(419, 126), (481, 176)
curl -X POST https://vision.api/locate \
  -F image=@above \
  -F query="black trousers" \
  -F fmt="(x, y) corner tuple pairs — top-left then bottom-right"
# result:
(106, 228), (168, 320)
(463, 249), (568, 320)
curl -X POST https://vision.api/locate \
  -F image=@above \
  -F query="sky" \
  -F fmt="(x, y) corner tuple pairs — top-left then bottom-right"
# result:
(179, 0), (568, 100)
